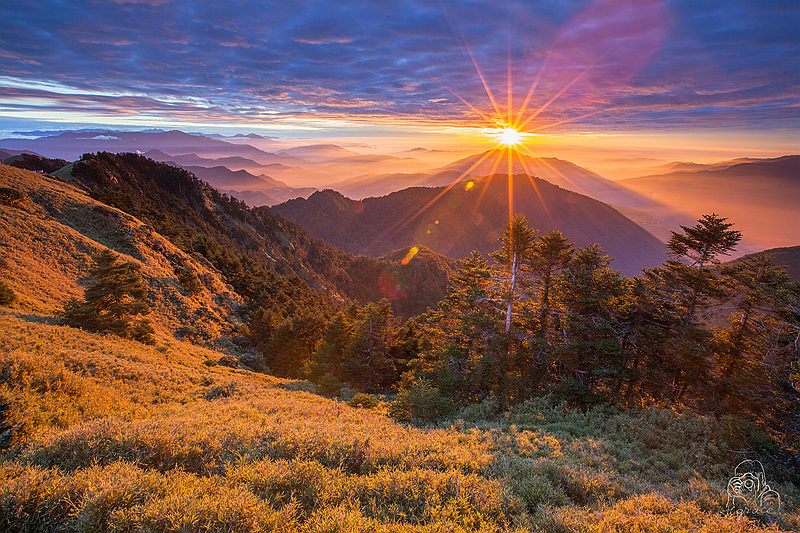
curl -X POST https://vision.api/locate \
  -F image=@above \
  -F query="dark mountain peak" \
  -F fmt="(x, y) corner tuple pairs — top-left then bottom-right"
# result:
(273, 171), (667, 276)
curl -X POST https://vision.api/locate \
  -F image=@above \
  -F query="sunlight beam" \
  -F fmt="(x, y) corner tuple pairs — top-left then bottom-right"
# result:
(363, 147), (500, 253)
(471, 149), (506, 214)
(511, 148), (555, 224)
(516, 62), (596, 132)
(527, 109), (606, 133)
(441, 3), (504, 119)
(438, 80), (497, 125)
(513, 68), (543, 130)
(507, 145), (514, 220)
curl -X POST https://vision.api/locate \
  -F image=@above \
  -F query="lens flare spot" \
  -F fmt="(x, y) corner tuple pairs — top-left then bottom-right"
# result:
(401, 245), (420, 265)
(465, 181), (474, 190)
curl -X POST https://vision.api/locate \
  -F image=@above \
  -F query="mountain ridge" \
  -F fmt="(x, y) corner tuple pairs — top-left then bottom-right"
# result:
(272, 174), (668, 276)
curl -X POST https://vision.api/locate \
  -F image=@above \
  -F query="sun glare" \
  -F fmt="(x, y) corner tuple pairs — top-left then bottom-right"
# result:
(483, 126), (530, 147)
(496, 127), (523, 146)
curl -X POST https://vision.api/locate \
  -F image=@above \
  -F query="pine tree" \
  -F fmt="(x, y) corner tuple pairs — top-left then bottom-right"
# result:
(553, 244), (629, 404)
(529, 230), (573, 338)
(342, 300), (398, 391)
(489, 216), (539, 410)
(667, 213), (742, 317)
(413, 251), (502, 404)
(62, 249), (155, 344)
(306, 312), (353, 382)
(490, 215), (537, 333)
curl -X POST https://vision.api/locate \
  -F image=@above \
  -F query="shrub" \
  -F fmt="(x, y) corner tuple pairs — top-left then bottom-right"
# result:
(0, 280), (15, 306)
(204, 383), (237, 400)
(0, 187), (26, 208)
(0, 395), (14, 450)
(316, 372), (342, 398)
(347, 393), (377, 409)
(388, 379), (454, 424)
(176, 268), (202, 295)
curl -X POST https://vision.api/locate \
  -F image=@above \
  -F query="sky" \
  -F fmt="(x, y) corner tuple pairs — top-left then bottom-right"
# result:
(1, 0), (799, 167)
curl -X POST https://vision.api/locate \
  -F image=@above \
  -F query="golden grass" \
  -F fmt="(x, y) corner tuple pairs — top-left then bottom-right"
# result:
(0, 165), (244, 343)
(2, 310), (798, 532)
(1, 165), (797, 532)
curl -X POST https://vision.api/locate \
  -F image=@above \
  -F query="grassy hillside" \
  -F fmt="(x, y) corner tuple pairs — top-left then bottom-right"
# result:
(0, 164), (244, 344)
(1, 160), (798, 531)
(1, 309), (798, 531)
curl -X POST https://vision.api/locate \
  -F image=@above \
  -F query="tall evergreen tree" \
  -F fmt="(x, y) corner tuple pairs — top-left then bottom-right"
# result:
(342, 300), (399, 391)
(553, 244), (629, 404)
(490, 215), (537, 333)
(305, 311), (353, 382)
(412, 251), (501, 403)
(667, 213), (742, 317)
(489, 216), (538, 409)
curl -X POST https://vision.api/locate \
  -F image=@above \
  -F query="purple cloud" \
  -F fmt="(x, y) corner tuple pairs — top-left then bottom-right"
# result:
(0, 0), (798, 132)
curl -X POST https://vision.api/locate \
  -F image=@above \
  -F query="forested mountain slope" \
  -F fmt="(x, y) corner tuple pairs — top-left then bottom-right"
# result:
(272, 175), (667, 276)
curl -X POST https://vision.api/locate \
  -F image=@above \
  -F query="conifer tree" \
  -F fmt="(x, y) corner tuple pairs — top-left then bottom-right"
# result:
(413, 251), (501, 403)
(62, 249), (155, 344)
(529, 230), (573, 338)
(621, 215), (740, 403)
(716, 255), (798, 410)
(489, 216), (538, 409)
(342, 300), (398, 391)
(667, 213), (742, 317)
(306, 312), (353, 382)
(554, 244), (629, 403)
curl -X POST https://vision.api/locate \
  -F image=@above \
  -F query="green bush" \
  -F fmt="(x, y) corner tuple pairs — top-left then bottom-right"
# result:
(388, 379), (454, 424)
(347, 393), (377, 409)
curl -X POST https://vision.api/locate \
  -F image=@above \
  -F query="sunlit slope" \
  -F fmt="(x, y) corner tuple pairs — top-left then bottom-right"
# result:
(273, 175), (668, 276)
(1, 311), (798, 531)
(0, 164), (243, 341)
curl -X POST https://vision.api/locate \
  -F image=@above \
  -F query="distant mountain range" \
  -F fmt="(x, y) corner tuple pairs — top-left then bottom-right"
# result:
(272, 174), (668, 276)
(0, 130), (431, 189)
(3, 129), (798, 256)
(617, 155), (800, 253)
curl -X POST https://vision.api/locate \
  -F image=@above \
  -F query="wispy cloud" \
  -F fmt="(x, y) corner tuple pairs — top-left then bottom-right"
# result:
(0, 0), (798, 134)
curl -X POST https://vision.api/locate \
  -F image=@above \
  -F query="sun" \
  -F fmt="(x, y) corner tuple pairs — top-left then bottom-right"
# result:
(486, 126), (527, 147)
